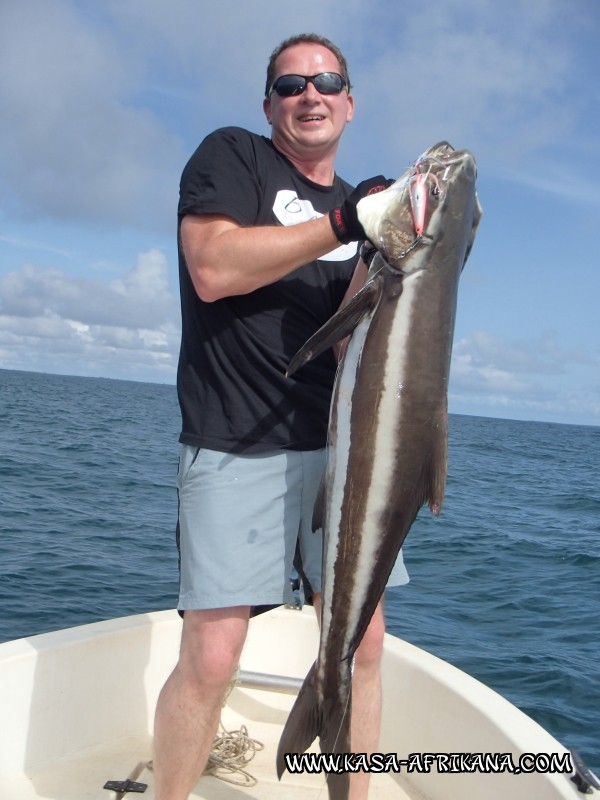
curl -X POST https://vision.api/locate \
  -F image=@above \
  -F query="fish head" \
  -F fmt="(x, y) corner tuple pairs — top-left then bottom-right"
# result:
(357, 142), (482, 272)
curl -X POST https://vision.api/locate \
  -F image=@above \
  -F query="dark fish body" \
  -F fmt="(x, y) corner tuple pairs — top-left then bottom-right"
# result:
(277, 143), (482, 799)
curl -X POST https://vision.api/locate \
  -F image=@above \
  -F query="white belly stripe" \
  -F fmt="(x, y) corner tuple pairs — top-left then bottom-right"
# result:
(319, 313), (371, 650)
(344, 273), (422, 639)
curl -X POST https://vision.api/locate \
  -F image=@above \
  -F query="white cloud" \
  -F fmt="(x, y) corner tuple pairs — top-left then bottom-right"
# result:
(0, 249), (179, 381)
(451, 330), (596, 390)
(0, 235), (76, 260)
(455, 330), (595, 377)
(449, 330), (600, 424)
(1, 250), (177, 327)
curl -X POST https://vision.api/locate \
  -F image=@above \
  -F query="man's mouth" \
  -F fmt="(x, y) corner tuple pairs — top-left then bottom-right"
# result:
(299, 115), (325, 122)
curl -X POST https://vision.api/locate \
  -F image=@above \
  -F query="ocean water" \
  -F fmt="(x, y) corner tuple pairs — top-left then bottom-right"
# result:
(1, 368), (598, 774)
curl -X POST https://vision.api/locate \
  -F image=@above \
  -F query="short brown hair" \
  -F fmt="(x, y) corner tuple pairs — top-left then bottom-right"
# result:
(265, 33), (351, 97)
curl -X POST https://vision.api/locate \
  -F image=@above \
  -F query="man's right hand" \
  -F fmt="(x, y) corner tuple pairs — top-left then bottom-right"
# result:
(329, 176), (394, 245)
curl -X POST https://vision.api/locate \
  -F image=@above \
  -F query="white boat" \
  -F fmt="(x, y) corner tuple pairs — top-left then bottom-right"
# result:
(0, 606), (597, 799)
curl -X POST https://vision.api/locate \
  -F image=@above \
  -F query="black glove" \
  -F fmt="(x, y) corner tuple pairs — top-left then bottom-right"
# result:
(329, 176), (394, 244)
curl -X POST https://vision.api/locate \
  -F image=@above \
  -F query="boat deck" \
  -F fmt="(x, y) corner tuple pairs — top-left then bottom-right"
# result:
(2, 608), (585, 800)
(4, 692), (420, 799)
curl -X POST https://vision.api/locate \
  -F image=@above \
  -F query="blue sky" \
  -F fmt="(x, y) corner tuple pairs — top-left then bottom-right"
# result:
(1, 0), (598, 426)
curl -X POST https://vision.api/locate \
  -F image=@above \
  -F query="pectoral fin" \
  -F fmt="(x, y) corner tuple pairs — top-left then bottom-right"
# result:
(287, 275), (383, 377)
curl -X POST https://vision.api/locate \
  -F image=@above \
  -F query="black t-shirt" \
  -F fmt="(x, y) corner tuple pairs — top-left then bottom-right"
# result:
(177, 126), (359, 453)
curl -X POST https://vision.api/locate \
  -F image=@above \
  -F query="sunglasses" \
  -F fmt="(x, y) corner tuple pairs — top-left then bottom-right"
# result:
(267, 72), (349, 98)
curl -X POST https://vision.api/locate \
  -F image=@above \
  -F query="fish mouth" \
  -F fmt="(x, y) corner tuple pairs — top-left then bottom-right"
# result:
(420, 141), (455, 161)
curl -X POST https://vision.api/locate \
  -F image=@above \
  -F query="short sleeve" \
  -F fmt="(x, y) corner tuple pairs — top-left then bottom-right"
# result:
(178, 127), (262, 225)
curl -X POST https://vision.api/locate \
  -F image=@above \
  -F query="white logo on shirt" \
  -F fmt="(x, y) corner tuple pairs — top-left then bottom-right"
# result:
(272, 190), (358, 262)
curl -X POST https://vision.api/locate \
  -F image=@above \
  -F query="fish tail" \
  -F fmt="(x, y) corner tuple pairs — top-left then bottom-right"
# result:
(277, 662), (352, 799)
(276, 663), (320, 778)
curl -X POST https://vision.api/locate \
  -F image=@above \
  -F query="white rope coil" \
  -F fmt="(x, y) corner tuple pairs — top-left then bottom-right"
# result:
(203, 722), (264, 786)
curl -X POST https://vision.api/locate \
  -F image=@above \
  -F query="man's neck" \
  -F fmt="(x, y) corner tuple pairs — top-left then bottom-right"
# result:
(271, 137), (338, 186)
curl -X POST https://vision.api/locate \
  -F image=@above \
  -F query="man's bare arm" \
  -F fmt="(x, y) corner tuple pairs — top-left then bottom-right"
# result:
(180, 213), (341, 302)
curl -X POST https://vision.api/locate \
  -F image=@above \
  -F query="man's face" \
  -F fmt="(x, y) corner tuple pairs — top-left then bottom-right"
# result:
(264, 43), (354, 162)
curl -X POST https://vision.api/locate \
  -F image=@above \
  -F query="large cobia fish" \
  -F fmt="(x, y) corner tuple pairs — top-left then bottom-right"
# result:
(276, 142), (482, 798)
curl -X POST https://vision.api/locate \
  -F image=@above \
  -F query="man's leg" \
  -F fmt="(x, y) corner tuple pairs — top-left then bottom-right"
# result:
(349, 600), (385, 800)
(153, 606), (250, 800)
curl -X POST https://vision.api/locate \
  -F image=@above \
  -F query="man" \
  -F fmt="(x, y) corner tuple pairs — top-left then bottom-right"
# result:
(153, 34), (408, 800)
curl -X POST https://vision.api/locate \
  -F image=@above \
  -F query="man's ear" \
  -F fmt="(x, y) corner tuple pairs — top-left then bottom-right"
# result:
(263, 97), (272, 125)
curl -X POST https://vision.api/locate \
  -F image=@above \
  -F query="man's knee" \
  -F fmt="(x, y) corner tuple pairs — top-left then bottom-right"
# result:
(178, 607), (250, 689)
(355, 603), (385, 670)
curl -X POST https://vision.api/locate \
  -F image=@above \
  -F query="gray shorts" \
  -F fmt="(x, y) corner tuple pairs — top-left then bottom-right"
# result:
(176, 445), (409, 611)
